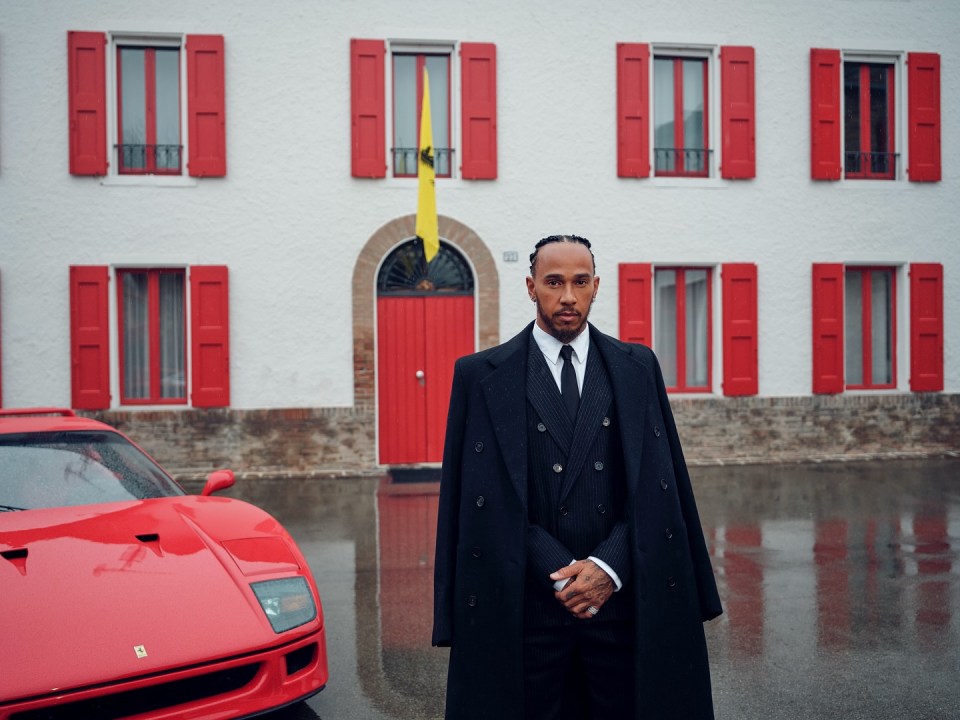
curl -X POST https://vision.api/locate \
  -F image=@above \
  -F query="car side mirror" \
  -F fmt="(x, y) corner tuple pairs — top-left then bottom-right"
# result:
(201, 469), (235, 496)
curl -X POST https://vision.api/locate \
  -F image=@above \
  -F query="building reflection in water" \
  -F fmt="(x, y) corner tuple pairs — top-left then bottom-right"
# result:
(366, 459), (959, 717)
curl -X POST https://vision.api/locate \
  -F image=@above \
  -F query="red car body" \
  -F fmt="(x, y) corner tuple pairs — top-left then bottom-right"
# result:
(0, 409), (328, 719)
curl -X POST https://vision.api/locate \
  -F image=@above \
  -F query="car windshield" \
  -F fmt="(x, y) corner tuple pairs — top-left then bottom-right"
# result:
(0, 431), (185, 511)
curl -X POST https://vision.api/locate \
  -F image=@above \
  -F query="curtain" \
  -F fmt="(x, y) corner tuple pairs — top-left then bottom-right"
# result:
(122, 273), (150, 398)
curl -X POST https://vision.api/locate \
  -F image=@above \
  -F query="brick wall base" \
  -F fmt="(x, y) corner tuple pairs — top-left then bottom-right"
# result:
(90, 394), (960, 481)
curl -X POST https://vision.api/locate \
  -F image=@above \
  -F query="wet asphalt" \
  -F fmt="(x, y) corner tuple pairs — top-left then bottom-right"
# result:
(224, 457), (960, 720)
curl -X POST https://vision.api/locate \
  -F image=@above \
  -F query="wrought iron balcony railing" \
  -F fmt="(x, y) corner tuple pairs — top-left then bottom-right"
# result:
(844, 151), (898, 179)
(391, 147), (454, 178)
(116, 144), (183, 174)
(654, 147), (712, 177)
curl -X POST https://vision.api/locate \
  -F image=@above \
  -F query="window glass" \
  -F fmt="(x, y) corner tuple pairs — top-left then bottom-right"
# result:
(655, 270), (677, 387)
(393, 55), (417, 175)
(425, 55), (450, 176)
(653, 58), (675, 173)
(120, 48), (147, 170)
(685, 269), (709, 387)
(155, 49), (181, 171)
(682, 59), (705, 173)
(871, 270), (893, 384)
(844, 270), (864, 386)
(844, 62), (894, 178)
(122, 272), (151, 398)
(159, 273), (185, 398)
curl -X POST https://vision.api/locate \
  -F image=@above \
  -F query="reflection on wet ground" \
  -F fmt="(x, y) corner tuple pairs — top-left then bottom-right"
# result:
(233, 458), (960, 720)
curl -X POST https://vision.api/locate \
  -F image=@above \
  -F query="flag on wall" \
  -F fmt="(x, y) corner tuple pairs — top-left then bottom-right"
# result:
(416, 68), (440, 263)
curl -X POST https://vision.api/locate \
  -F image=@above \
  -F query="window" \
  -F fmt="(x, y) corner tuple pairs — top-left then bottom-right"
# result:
(654, 57), (709, 177)
(619, 263), (757, 396)
(617, 44), (755, 180)
(392, 53), (451, 177)
(69, 265), (230, 409)
(812, 263), (943, 394)
(117, 269), (186, 403)
(843, 62), (895, 179)
(67, 32), (226, 178)
(810, 50), (940, 182)
(350, 39), (497, 180)
(844, 267), (895, 389)
(116, 45), (182, 175)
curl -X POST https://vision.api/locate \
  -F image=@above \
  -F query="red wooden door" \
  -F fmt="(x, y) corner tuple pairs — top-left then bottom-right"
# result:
(377, 295), (474, 464)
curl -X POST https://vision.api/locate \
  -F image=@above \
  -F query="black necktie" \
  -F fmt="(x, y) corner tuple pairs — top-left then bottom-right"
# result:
(559, 345), (579, 421)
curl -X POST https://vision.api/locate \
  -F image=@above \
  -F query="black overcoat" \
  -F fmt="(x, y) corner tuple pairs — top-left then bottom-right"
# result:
(433, 323), (722, 720)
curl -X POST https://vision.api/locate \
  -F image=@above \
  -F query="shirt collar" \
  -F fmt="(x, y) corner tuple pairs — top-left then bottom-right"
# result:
(532, 321), (591, 365)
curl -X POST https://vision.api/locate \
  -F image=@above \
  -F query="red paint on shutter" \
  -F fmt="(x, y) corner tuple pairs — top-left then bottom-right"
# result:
(618, 263), (652, 345)
(810, 49), (841, 180)
(907, 53), (941, 182)
(812, 264), (844, 394)
(70, 266), (111, 409)
(378, 295), (474, 464)
(721, 46), (756, 179)
(617, 43), (650, 178)
(186, 35), (227, 177)
(722, 263), (758, 396)
(190, 266), (230, 407)
(68, 31), (107, 176)
(460, 43), (497, 179)
(910, 263), (943, 392)
(351, 39), (386, 178)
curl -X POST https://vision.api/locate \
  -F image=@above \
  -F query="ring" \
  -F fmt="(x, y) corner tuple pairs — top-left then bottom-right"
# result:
(587, 606), (599, 616)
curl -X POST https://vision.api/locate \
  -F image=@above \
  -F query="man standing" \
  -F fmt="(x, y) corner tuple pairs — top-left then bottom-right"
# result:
(433, 235), (721, 720)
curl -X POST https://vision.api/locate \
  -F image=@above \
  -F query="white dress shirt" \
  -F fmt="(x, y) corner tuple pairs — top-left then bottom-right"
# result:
(531, 323), (623, 593)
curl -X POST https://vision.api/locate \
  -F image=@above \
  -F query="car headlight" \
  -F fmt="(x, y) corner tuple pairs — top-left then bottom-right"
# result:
(251, 577), (317, 633)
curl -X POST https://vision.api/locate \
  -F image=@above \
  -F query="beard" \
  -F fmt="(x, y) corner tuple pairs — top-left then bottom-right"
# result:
(536, 298), (592, 344)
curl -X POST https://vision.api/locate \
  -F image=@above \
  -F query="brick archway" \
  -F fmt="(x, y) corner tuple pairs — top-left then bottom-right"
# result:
(352, 214), (499, 413)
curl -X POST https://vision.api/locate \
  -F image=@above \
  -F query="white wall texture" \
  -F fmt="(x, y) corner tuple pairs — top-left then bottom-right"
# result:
(1, 0), (957, 409)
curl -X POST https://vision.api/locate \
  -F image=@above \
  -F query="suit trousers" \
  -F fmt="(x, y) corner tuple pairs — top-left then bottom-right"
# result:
(522, 617), (634, 720)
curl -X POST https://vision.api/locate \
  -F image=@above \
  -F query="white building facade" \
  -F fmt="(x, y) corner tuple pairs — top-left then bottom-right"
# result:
(1, 0), (957, 473)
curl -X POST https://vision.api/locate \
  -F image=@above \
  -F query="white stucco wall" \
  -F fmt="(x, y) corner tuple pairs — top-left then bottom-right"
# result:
(1, 0), (957, 409)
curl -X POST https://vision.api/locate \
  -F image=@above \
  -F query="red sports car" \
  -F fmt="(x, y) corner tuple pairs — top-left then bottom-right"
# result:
(0, 408), (328, 719)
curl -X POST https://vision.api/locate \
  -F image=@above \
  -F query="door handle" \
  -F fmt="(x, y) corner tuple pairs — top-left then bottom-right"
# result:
(416, 370), (425, 385)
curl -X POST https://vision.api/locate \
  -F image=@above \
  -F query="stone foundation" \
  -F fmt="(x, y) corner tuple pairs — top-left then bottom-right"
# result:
(90, 394), (960, 481)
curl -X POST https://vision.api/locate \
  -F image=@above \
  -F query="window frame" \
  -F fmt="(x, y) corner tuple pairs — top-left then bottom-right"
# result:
(653, 265), (714, 393)
(650, 45), (716, 180)
(104, 33), (195, 186)
(387, 40), (458, 181)
(115, 267), (188, 406)
(653, 55), (710, 178)
(840, 51), (904, 182)
(844, 265), (897, 391)
(843, 59), (897, 180)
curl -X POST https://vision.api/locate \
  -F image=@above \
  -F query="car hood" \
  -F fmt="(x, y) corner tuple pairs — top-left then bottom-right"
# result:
(0, 496), (319, 700)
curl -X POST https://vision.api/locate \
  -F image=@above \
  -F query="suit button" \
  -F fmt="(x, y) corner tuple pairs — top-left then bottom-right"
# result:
(472, 547), (482, 558)
(596, 504), (606, 515)
(476, 496), (485, 508)
(667, 576), (677, 588)
(654, 425), (661, 437)
(537, 422), (547, 432)
(602, 417), (611, 427)
(467, 595), (478, 607)
(553, 463), (563, 474)
(665, 528), (673, 540)
(594, 461), (604, 471)
(474, 441), (484, 453)
(559, 506), (569, 517)
(660, 478), (668, 490)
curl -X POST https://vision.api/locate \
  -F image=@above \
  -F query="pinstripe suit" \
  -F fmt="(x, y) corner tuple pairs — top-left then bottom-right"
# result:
(433, 322), (721, 720)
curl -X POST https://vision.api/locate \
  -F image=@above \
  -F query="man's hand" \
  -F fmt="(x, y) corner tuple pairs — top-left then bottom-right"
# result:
(550, 559), (615, 620)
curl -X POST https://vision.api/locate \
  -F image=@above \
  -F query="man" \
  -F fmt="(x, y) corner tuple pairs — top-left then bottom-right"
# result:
(433, 235), (721, 720)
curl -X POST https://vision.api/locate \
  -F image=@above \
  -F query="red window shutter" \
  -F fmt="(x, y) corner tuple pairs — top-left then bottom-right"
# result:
(618, 263), (652, 346)
(190, 266), (230, 408)
(721, 46), (756, 179)
(722, 263), (758, 396)
(351, 39), (386, 178)
(812, 264), (844, 394)
(617, 43), (650, 178)
(70, 266), (111, 409)
(810, 49), (841, 180)
(186, 35), (227, 177)
(67, 31), (107, 176)
(910, 263), (943, 392)
(460, 42), (498, 180)
(907, 53), (941, 183)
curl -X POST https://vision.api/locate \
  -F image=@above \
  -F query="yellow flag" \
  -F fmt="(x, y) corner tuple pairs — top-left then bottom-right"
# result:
(416, 67), (440, 263)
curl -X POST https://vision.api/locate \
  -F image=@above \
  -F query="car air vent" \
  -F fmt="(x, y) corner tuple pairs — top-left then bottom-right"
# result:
(1, 548), (28, 560)
(135, 533), (160, 543)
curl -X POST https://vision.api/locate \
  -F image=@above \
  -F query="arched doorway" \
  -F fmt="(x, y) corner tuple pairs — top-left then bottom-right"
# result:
(376, 238), (475, 465)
